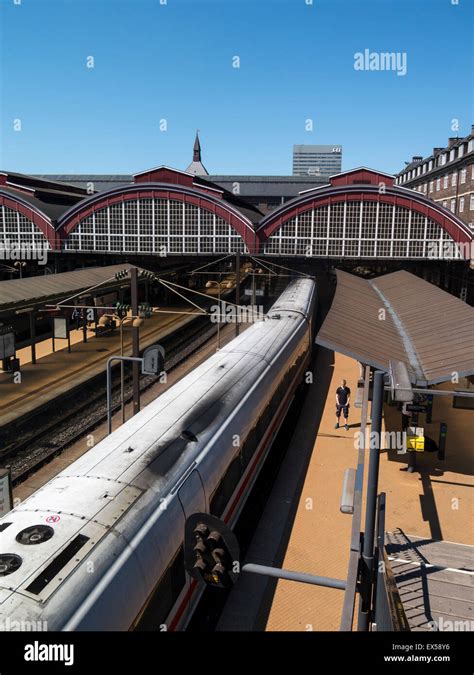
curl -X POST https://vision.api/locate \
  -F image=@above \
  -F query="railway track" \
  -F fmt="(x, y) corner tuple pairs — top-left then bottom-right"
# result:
(2, 316), (220, 484)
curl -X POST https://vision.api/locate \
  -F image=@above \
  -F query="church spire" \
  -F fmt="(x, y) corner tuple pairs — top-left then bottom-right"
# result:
(193, 131), (201, 162)
(186, 130), (209, 176)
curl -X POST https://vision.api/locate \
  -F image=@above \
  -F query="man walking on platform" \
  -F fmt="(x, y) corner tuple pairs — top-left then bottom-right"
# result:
(335, 379), (351, 431)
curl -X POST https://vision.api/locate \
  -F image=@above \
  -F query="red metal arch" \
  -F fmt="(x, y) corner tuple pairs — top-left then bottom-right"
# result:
(57, 185), (257, 252)
(0, 191), (58, 249)
(258, 190), (472, 249)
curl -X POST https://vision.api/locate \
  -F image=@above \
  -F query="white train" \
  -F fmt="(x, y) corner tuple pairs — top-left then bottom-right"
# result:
(0, 279), (316, 631)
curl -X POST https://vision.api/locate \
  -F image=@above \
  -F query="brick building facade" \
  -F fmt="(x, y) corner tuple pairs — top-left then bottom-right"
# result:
(395, 125), (474, 231)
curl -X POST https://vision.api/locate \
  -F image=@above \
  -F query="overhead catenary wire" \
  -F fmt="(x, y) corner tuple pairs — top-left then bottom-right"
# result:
(158, 277), (264, 320)
(190, 254), (234, 274)
(54, 274), (121, 307)
(158, 278), (209, 314)
(247, 255), (279, 277)
(49, 263), (265, 321)
(251, 256), (313, 278)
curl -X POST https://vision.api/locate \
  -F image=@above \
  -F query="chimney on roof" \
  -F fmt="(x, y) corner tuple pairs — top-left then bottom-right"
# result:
(412, 156), (423, 163)
(448, 137), (458, 148)
(471, 124), (474, 135)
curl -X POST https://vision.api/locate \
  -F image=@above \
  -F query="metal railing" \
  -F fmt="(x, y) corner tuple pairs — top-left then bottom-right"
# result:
(373, 493), (410, 631)
(339, 369), (410, 632)
(340, 365), (371, 630)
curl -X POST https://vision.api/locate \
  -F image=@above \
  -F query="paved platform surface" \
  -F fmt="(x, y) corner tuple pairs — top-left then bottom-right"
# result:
(218, 346), (473, 631)
(0, 308), (195, 428)
(0, 277), (242, 429)
(218, 347), (360, 631)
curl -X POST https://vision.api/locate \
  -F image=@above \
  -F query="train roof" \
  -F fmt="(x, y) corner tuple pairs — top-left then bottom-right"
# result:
(0, 279), (316, 606)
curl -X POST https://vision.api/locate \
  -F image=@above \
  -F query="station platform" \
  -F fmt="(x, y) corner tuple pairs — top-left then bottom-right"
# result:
(217, 347), (473, 632)
(0, 308), (195, 428)
(0, 271), (245, 429)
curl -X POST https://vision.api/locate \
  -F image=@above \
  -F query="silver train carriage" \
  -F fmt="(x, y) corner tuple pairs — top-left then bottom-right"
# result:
(0, 278), (316, 631)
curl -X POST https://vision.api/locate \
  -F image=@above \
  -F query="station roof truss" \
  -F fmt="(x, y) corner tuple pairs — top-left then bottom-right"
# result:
(316, 269), (474, 386)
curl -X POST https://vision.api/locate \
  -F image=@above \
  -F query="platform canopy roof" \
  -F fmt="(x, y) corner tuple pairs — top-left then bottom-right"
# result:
(316, 269), (474, 386)
(0, 264), (140, 315)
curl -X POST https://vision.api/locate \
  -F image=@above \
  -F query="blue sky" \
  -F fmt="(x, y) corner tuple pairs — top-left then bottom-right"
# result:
(1, 0), (472, 176)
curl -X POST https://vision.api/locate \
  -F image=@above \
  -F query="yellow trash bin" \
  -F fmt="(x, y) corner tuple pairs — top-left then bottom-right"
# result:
(406, 426), (425, 452)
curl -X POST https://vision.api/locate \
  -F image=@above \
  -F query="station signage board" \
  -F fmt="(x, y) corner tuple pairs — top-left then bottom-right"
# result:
(244, 289), (264, 297)
(53, 317), (68, 340)
(405, 404), (427, 413)
(0, 332), (15, 359)
(0, 468), (13, 517)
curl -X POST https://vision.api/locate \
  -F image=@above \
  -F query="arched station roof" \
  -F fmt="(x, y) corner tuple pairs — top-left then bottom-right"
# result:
(57, 181), (257, 251)
(257, 168), (472, 251)
(0, 188), (58, 249)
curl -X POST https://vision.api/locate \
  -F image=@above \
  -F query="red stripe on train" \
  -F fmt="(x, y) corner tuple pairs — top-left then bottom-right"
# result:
(167, 355), (308, 631)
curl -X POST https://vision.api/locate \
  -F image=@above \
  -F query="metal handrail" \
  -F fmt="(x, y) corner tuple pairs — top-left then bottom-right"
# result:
(339, 365), (371, 630)
(373, 493), (411, 631)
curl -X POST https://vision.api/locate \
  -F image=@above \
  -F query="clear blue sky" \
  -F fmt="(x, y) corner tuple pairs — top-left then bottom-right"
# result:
(1, 0), (472, 176)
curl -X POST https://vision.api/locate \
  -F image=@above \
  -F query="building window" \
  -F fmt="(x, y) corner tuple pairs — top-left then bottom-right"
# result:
(468, 139), (473, 153)
(429, 181), (434, 193)
(429, 160), (433, 170)
(443, 200), (448, 209)
(472, 165), (474, 180)
(451, 172), (457, 186)
(458, 144), (464, 158)
(460, 169), (467, 184)
(470, 195), (474, 211)
(459, 197), (465, 212)
(443, 175), (448, 189)
(436, 178), (441, 191)
(450, 148), (455, 162)
(439, 154), (446, 166)
(450, 199), (456, 213)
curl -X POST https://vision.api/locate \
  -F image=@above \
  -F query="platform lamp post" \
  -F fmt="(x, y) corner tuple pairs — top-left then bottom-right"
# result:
(130, 267), (141, 416)
(249, 266), (263, 307)
(114, 266), (157, 419)
(117, 313), (143, 423)
(235, 251), (241, 337)
(103, 301), (147, 425)
(14, 262), (26, 279)
(217, 272), (221, 350)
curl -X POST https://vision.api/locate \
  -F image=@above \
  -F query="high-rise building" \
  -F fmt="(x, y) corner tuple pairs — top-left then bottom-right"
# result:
(293, 144), (343, 178)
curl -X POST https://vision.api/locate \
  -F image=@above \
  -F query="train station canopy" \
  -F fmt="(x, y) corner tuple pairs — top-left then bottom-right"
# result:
(0, 263), (138, 315)
(316, 269), (474, 385)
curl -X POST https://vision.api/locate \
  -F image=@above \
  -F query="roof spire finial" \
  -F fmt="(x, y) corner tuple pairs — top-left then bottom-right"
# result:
(193, 130), (201, 162)
(186, 130), (209, 176)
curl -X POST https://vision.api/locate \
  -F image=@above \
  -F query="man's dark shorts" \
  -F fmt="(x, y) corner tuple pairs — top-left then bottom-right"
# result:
(336, 404), (349, 418)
